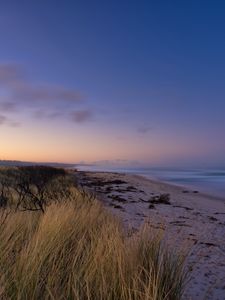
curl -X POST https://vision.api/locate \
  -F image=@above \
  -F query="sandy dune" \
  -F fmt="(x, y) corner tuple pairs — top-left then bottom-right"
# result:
(76, 171), (225, 300)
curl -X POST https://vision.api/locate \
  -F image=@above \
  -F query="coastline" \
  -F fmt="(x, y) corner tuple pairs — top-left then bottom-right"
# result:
(76, 165), (225, 199)
(75, 170), (225, 300)
(133, 173), (225, 203)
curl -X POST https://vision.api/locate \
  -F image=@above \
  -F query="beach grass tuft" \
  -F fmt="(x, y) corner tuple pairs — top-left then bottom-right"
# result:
(0, 167), (187, 300)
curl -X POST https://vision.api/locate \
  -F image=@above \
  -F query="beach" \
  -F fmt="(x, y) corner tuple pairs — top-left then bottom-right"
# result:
(76, 170), (225, 300)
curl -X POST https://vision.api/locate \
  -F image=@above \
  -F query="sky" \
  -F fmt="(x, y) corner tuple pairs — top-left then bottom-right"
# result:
(0, 1), (225, 167)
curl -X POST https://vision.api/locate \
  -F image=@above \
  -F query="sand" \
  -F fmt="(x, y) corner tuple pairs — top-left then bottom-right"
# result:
(75, 170), (225, 300)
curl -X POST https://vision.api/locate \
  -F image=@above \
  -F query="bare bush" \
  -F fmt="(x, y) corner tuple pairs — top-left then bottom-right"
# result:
(0, 166), (71, 213)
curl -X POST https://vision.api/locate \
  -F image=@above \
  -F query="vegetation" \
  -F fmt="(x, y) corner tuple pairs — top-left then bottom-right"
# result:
(0, 166), (187, 300)
(0, 166), (72, 212)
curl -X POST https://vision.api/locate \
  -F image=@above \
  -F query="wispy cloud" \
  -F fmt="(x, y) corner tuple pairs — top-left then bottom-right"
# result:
(10, 83), (84, 104)
(0, 64), (23, 85)
(93, 159), (142, 167)
(33, 109), (64, 120)
(48, 112), (64, 119)
(0, 114), (7, 125)
(0, 63), (89, 126)
(9, 121), (21, 128)
(0, 114), (20, 127)
(0, 63), (84, 104)
(137, 125), (153, 134)
(0, 101), (17, 112)
(70, 109), (93, 123)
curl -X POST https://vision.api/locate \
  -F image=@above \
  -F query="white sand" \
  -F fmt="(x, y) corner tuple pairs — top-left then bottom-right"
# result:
(77, 171), (225, 300)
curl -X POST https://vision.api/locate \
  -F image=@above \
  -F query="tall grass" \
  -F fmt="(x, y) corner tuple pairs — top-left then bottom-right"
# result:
(0, 171), (187, 299)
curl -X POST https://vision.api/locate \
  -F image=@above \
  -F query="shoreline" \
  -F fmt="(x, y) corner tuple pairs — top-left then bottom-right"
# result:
(75, 170), (225, 300)
(132, 173), (225, 203)
(76, 166), (225, 200)
(77, 169), (225, 202)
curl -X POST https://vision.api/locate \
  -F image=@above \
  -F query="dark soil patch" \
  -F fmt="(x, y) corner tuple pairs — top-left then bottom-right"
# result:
(208, 216), (218, 222)
(109, 195), (127, 203)
(113, 204), (123, 209)
(126, 186), (138, 192)
(187, 238), (198, 244)
(149, 204), (155, 209)
(200, 242), (217, 247)
(178, 216), (190, 219)
(108, 180), (127, 185)
(170, 221), (191, 227)
(173, 205), (194, 211)
(150, 193), (171, 205)
(82, 179), (127, 188)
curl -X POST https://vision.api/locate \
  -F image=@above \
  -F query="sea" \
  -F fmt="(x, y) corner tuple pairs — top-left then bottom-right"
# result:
(76, 165), (225, 199)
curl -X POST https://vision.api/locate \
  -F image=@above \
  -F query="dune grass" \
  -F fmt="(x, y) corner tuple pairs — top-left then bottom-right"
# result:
(0, 167), (187, 300)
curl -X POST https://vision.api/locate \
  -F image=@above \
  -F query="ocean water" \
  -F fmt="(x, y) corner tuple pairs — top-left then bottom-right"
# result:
(77, 165), (225, 199)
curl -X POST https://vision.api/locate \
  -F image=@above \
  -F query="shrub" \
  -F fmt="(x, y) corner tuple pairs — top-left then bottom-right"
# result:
(0, 166), (70, 213)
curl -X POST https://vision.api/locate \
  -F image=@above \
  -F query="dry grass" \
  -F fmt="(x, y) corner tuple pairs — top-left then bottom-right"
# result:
(0, 169), (187, 300)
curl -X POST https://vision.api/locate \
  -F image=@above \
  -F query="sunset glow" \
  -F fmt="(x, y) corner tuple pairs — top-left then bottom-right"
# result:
(0, 1), (225, 166)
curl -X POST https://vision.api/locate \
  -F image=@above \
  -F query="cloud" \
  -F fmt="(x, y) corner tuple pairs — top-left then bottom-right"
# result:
(9, 121), (21, 128)
(0, 114), (7, 125)
(33, 109), (64, 120)
(137, 125), (153, 134)
(0, 114), (20, 127)
(93, 159), (142, 167)
(0, 64), (23, 85)
(47, 112), (64, 119)
(0, 101), (17, 112)
(33, 109), (46, 119)
(0, 63), (84, 104)
(10, 83), (84, 104)
(71, 110), (93, 123)
(0, 63), (89, 126)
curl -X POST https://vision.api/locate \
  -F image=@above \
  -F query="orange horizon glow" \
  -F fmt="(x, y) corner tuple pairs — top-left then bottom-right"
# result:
(1, 116), (222, 166)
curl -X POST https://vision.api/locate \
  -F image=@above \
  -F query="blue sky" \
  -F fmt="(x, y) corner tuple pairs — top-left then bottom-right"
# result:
(0, 1), (225, 166)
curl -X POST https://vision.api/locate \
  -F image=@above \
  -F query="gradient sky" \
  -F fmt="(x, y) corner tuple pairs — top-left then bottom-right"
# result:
(0, 1), (225, 166)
